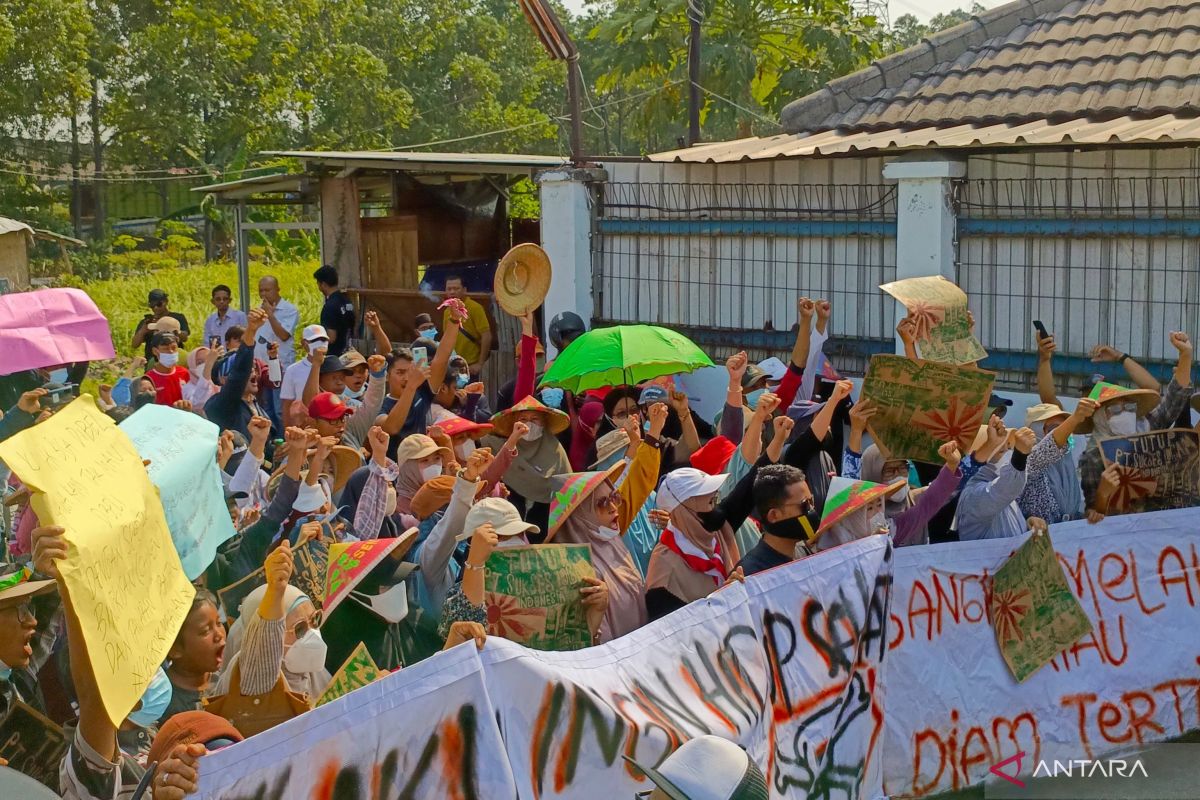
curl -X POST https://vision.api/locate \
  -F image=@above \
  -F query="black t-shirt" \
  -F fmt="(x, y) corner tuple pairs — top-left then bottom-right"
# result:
(382, 383), (434, 458)
(320, 291), (356, 356)
(736, 538), (793, 577)
(135, 312), (190, 360)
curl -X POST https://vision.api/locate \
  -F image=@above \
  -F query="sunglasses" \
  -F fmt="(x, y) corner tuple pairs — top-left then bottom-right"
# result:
(291, 610), (322, 639)
(594, 492), (621, 510)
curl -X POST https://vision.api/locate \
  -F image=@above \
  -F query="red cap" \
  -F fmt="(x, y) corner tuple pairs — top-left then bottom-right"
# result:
(690, 436), (737, 475)
(308, 391), (353, 421)
(433, 416), (493, 438)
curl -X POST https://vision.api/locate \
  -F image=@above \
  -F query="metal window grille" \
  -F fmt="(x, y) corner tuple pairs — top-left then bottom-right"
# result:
(592, 181), (898, 373)
(955, 177), (1200, 389)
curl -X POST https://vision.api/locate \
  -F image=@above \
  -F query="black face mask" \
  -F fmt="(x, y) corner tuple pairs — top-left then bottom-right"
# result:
(696, 508), (725, 531)
(764, 499), (821, 541)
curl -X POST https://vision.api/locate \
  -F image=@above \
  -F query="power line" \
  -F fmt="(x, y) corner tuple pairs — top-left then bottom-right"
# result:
(693, 84), (781, 128)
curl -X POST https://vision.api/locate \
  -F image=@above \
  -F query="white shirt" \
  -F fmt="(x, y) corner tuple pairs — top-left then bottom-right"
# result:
(254, 298), (299, 365)
(279, 358), (313, 402)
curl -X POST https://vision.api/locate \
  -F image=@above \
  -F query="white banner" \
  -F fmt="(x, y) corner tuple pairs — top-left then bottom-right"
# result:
(195, 510), (1200, 799)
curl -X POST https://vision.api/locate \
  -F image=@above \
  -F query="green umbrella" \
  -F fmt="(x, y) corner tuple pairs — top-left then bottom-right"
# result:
(539, 324), (714, 393)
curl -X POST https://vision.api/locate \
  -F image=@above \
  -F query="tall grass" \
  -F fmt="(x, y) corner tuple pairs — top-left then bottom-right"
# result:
(70, 259), (324, 386)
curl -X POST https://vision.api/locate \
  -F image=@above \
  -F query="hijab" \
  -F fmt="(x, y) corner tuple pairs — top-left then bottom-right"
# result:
(221, 584), (331, 700)
(645, 501), (738, 606)
(394, 460), (426, 515)
(484, 418), (571, 503)
(1038, 427), (1085, 521)
(340, 466), (399, 538)
(569, 401), (606, 471)
(861, 445), (923, 518)
(554, 480), (647, 640)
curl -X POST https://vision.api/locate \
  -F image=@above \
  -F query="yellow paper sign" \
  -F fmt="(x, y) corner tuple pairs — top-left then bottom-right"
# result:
(0, 396), (194, 726)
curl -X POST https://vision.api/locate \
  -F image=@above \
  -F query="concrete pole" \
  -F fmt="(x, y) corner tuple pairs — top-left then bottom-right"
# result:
(538, 167), (605, 358)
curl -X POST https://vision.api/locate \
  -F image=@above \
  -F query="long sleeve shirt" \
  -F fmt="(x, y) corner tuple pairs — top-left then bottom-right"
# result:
(957, 452), (1029, 541)
(212, 612), (287, 697)
(892, 465), (960, 547)
(204, 474), (301, 592)
(514, 334), (538, 406)
(417, 475), (480, 615)
(353, 458), (400, 539)
(203, 344), (264, 441)
(1018, 434), (1078, 523)
(343, 369), (387, 451)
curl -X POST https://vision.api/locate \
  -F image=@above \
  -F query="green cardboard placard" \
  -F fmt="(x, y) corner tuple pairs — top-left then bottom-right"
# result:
(483, 543), (595, 651)
(316, 642), (385, 707)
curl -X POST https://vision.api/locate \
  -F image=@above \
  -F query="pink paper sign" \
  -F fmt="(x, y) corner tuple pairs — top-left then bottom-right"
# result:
(0, 288), (115, 375)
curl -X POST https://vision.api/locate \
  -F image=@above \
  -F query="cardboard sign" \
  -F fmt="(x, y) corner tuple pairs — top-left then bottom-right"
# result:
(860, 355), (996, 463)
(316, 642), (386, 707)
(880, 275), (986, 365)
(216, 538), (330, 620)
(0, 397), (194, 727)
(0, 700), (69, 790)
(1099, 428), (1200, 513)
(989, 531), (1092, 682)
(483, 544), (595, 651)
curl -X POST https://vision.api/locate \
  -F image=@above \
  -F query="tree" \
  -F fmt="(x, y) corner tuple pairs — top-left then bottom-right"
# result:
(889, 4), (983, 51)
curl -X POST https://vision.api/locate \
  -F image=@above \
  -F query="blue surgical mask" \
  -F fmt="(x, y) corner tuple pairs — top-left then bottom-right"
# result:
(541, 387), (565, 409)
(127, 667), (172, 727)
(418, 328), (438, 340)
(1066, 434), (1076, 450)
(455, 374), (470, 389)
(343, 385), (366, 400)
(48, 368), (68, 384)
(745, 388), (765, 410)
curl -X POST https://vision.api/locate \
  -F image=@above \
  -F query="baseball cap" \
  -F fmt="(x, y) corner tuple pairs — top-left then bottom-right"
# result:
(395, 434), (451, 464)
(147, 316), (181, 333)
(1025, 402), (1069, 427)
(147, 288), (168, 305)
(302, 324), (329, 343)
(658, 467), (728, 510)
(459, 497), (540, 542)
(741, 365), (768, 390)
(319, 355), (348, 375)
(639, 385), (669, 405)
(340, 349), (367, 370)
(757, 357), (788, 382)
(625, 735), (768, 800)
(307, 391), (353, 421)
(690, 436), (736, 475)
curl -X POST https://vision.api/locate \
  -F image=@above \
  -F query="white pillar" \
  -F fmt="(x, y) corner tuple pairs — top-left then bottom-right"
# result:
(882, 156), (966, 354)
(538, 167), (605, 357)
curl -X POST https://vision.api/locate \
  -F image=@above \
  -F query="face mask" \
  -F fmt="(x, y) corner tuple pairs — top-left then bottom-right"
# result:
(384, 486), (398, 517)
(696, 508), (725, 531)
(283, 628), (328, 674)
(48, 368), (69, 384)
(890, 483), (909, 503)
(522, 422), (543, 442)
(158, 352), (179, 367)
(1108, 410), (1138, 436)
(127, 668), (172, 727)
(418, 328), (438, 340)
(351, 583), (409, 624)
(745, 388), (765, 410)
(455, 373), (470, 389)
(456, 439), (476, 461)
(420, 463), (442, 482)
(766, 507), (822, 541)
(497, 534), (529, 549)
(541, 387), (565, 409)
(343, 385), (366, 400)
(594, 525), (621, 541)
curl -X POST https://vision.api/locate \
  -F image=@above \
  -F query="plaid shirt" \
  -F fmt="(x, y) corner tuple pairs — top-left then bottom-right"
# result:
(1080, 379), (1191, 511)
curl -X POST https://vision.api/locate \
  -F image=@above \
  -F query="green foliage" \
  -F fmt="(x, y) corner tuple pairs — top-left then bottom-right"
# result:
(889, 4), (983, 51)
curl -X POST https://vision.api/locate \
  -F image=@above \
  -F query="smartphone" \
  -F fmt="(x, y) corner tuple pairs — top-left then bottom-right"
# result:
(413, 346), (429, 368)
(48, 383), (78, 403)
(210, 336), (220, 348)
(1033, 320), (1050, 341)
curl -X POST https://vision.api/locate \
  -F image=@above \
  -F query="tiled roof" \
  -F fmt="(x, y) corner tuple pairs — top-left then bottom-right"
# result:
(780, 0), (1200, 134)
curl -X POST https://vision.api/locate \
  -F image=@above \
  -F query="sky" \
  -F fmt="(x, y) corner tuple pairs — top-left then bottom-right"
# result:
(560, 0), (1002, 24)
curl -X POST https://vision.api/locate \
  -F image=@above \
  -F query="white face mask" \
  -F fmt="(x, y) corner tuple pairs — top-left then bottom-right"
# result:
(420, 463), (442, 482)
(282, 628), (328, 674)
(384, 486), (398, 517)
(522, 422), (544, 442)
(158, 352), (179, 367)
(350, 583), (409, 624)
(594, 525), (621, 541)
(1108, 410), (1138, 436)
(456, 439), (476, 461)
(496, 534), (528, 549)
(890, 483), (909, 503)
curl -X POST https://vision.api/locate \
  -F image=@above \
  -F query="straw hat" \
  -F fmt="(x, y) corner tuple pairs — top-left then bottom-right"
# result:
(1075, 381), (1159, 434)
(546, 463), (625, 541)
(494, 243), (551, 316)
(322, 528), (419, 616)
(817, 476), (907, 535)
(327, 445), (364, 493)
(1025, 402), (1070, 427)
(590, 429), (630, 468)
(491, 395), (570, 437)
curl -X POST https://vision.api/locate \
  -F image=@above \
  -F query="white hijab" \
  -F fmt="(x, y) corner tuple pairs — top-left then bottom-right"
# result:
(219, 583), (332, 699)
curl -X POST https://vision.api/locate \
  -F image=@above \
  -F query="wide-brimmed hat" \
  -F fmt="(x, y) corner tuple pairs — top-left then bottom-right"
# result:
(546, 463), (624, 541)
(494, 243), (551, 316)
(327, 445), (364, 493)
(817, 476), (906, 535)
(1025, 402), (1070, 427)
(491, 395), (570, 438)
(323, 529), (419, 616)
(625, 735), (768, 800)
(590, 429), (630, 468)
(458, 497), (540, 542)
(433, 416), (494, 439)
(0, 564), (56, 607)
(1075, 381), (1159, 434)
(411, 476), (457, 520)
(394, 433), (451, 464)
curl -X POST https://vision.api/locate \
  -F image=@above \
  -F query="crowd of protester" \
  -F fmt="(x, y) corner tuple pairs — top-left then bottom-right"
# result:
(0, 262), (1195, 799)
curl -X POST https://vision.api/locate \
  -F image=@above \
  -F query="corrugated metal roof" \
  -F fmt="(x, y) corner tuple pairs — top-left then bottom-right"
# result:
(781, 0), (1200, 135)
(262, 150), (568, 175)
(648, 113), (1200, 162)
(0, 217), (34, 237)
(191, 173), (305, 196)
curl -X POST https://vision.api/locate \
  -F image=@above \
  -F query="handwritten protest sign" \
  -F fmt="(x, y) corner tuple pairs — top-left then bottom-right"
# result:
(316, 642), (386, 706)
(880, 275), (986, 365)
(119, 404), (237, 579)
(1099, 428), (1200, 513)
(0, 700), (68, 790)
(483, 544), (595, 651)
(0, 397), (194, 727)
(860, 355), (995, 463)
(990, 531), (1092, 682)
(0, 287), (115, 375)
